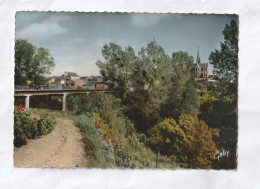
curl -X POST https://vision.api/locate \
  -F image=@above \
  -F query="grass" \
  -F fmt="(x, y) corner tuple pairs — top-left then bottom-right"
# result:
(30, 108), (75, 120)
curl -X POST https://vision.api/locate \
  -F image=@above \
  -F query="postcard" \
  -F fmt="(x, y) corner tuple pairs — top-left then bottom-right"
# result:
(14, 12), (238, 169)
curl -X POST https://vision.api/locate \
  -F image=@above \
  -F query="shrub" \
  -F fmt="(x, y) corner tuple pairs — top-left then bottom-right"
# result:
(74, 114), (113, 167)
(124, 90), (160, 133)
(14, 104), (56, 147)
(149, 114), (219, 169)
(149, 118), (188, 157)
(66, 92), (103, 115)
(72, 94), (179, 169)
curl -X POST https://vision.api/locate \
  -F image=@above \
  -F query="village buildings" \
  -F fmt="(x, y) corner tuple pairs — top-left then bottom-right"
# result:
(48, 71), (112, 90)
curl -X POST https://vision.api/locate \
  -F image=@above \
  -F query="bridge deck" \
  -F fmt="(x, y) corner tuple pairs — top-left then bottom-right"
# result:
(14, 89), (109, 96)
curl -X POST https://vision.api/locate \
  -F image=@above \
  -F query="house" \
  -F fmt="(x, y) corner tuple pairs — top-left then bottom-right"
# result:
(65, 80), (75, 88)
(74, 80), (87, 88)
(193, 47), (208, 79)
(62, 72), (80, 80)
(65, 79), (86, 89)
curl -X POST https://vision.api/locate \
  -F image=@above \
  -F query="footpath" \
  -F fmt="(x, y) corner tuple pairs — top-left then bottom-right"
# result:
(14, 118), (90, 168)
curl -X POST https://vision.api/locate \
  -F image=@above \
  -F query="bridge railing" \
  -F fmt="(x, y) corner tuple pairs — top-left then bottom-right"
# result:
(14, 85), (108, 91)
(15, 85), (66, 90)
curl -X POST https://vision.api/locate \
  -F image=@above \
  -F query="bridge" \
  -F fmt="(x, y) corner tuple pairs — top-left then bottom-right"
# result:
(14, 88), (109, 111)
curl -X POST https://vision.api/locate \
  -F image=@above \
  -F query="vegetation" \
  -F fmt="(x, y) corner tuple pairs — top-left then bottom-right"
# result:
(149, 114), (219, 168)
(14, 104), (56, 147)
(91, 20), (238, 169)
(73, 94), (178, 168)
(206, 19), (238, 169)
(15, 39), (55, 87)
(14, 20), (238, 169)
(66, 92), (103, 116)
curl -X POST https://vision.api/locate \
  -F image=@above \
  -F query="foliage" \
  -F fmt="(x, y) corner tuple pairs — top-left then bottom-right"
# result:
(149, 114), (218, 169)
(73, 37), (238, 169)
(209, 20), (238, 81)
(124, 90), (160, 133)
(206, 19), (238, 169)
(74, 114), (112, 167)
(96, 41), (200, 135)
(14, 104), (56, 147)
(66, 92), (103, 115)
(132, 40), (171, 92)
(15, 39), (55, 87)
(96, 43), (137, 98)
(149, 118), (187, 157)
(73, 94), (178, 168)
(198, 93), (237, 169)
(178, 114), (219, 168)
(161, 51), (199, 118)
(29, 95), (62, 110)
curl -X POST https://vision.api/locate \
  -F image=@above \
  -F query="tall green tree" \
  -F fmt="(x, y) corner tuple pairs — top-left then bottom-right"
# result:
(126, 41), (172, 132)
(132, 40), (172, 108)
(15, 39), (55, 87)
(209, 19), (238, 81)
(205, 19), (238, 169)
(162, 51), (199, 118)
(96, 43), (137, 98)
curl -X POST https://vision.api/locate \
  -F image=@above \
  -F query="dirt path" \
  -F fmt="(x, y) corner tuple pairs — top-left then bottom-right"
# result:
(14, 118), (90, 168)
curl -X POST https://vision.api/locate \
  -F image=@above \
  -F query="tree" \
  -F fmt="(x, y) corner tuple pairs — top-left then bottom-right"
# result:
(96, 43), (137, 98)
(209, 20), (238, 81)
(161, 51), (199, 118)
(133, 41), (172, 108)
(178, 114), (218, 168)
(97, 41), (172, 133)
(205, 20), (238, 169)
(15, 39), (55, 87)
(149, 114), (219, 168)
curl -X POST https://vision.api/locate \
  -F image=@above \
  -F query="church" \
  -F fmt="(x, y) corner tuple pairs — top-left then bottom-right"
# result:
(193, 47), (208, 79)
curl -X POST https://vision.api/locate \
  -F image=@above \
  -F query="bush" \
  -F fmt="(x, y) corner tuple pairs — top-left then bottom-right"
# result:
(74, 114), (113, 167)
(66, 92), (103, 115)
(14, 104), (56, 147)
(123, 90), (160, 133)
(73, 95), (176, 168)
(149, 114), (219, 169)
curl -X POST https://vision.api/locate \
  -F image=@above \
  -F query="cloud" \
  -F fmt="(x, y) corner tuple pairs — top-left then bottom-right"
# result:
(95, 38), (112, 47)
(131, 14), (167, 28)
(16, 12), (46, 29)
(16, 20), (67, 41)
(16, 13), (72, 41)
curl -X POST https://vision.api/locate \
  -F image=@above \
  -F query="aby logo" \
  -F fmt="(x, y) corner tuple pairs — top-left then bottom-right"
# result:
(215, 149), (230, 161)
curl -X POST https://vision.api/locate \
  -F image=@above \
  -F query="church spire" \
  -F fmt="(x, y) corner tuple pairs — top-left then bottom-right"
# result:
(196, 45), (202, 64)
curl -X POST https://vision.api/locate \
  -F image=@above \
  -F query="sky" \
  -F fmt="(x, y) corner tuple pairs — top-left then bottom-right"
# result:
(15, 12), (238, 77)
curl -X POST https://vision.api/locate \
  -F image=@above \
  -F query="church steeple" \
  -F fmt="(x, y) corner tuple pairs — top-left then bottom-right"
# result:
(196, 45), (202, 64)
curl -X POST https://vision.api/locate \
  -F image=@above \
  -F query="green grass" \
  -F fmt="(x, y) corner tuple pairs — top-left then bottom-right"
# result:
(30, 108), (75, 120)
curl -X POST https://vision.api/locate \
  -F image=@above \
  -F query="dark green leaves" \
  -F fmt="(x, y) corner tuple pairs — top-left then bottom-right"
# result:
(15, 39), (55, 87)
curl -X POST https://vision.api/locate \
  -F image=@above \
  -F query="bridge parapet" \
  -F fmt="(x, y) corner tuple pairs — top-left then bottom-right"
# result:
(15, 85), (65, 91)
(14, 87), (110, 111)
